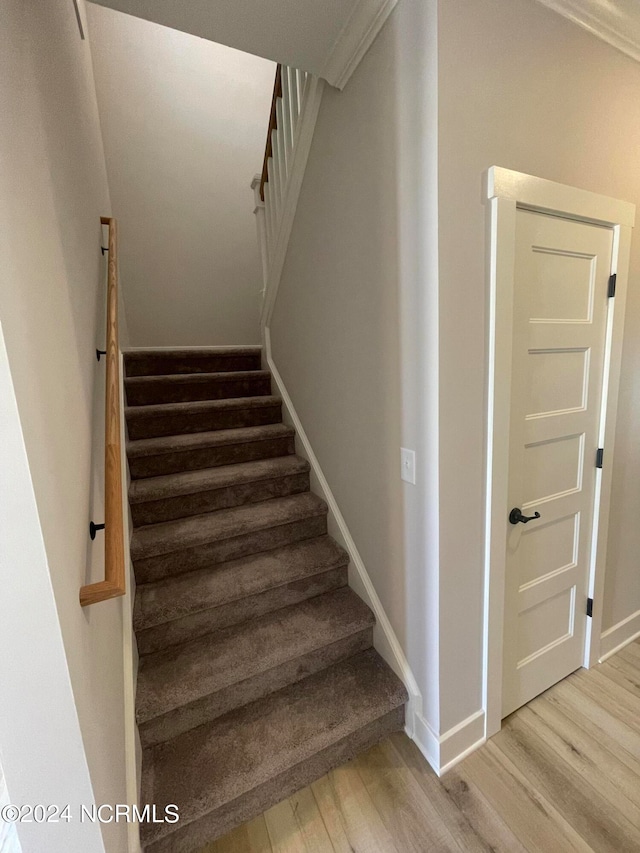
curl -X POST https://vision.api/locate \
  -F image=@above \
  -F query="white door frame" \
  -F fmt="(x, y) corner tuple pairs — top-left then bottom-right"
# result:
(483, 166), (635, 738)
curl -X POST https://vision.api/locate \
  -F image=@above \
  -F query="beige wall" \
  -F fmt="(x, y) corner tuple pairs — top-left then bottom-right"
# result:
(0, 321), (105, 853)
(271, 0), (441, 730)
(437, 0), (640, 729)
(87, 4), (275, 346)
(271, 0), (640, 738)
(0, 1), (129, 849)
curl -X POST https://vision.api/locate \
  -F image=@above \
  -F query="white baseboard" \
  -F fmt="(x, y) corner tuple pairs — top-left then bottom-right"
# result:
(413, 709), (486, 776)
(118, 352), (142, 853)
(263, 329), (423, 741)
(599, 609), (640, 662)
(412, 712), (439, 771)
(439, 710), (486, 774)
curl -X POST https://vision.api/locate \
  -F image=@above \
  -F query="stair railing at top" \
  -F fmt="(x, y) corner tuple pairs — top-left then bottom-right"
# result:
(252, 63), (324, 329)
(80, 216), (126, 607)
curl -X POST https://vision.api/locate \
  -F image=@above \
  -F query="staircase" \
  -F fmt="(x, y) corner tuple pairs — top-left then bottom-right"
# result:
(125, 347), (407, 853)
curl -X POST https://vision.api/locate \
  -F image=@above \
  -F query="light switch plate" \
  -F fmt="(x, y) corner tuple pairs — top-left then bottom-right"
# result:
(401, 448), (416, 484)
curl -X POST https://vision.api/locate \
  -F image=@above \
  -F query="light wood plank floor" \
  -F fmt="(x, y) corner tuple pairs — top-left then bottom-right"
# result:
(201, 638), (640, 853)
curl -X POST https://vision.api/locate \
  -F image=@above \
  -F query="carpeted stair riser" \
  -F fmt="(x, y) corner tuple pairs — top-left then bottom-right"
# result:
(125, 371), (272, 407)
(136, 566), (348, 656)
(128, 427), (296, 479)
(136, 589), (374, 743)
(140, 628), (373, 747)
(134, 515), (328, 584)
(124, 348), (262, 377)
(131, 468), (310, 526)
(144, 706), (403, 853)
(140, 650), (407, 850)
(126, 397), (283, 441)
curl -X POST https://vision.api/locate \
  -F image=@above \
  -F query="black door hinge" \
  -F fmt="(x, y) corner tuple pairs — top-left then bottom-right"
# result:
(596, 448), (604, 469)
(587, 598), (594, 618)
(608, 273), (617, 297)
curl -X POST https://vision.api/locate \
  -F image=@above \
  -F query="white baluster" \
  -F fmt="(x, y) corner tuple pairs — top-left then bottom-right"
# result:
(295, 69), (306, 117)
(289, 67), (300, 132)
(275, 115), (286, 206)
(266, 156), (278, 246)
(299, 71), (310, 112)
(263, 181), (273, 261)
(281, 75), (293, 176)
(270, 127), (282, 220)
(276, 97), (289, 181)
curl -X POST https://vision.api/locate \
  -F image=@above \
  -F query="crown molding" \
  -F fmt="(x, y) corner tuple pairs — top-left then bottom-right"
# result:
(321, 0), (397, 89)
(535, 0), (640, 64)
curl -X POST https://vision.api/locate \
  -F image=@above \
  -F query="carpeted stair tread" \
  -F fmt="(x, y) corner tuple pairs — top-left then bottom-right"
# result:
(129, 456), (309, 506)
(129, 454), (311, 525)
(140, 649), (407, 848)
(127, 423), (297, 479)
(127, 424), (295, 459)
(136, 587), (373, 725)
(135, 536), (349, 632)
(125, 347), (262, 377)
(126, 396), (283, 440)
(131, 493), (328, 561)
(125, 370), (271, 406)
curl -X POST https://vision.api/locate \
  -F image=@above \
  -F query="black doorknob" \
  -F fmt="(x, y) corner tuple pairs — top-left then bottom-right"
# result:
(509, 507), (541, 525)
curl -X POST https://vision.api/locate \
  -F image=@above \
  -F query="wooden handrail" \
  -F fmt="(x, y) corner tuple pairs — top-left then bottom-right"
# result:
(80, 217), (126, 607)
(259, 64), (282, 202)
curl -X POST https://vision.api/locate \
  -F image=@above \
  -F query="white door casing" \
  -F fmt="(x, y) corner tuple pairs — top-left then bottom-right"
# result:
(484, 167), (635, 737)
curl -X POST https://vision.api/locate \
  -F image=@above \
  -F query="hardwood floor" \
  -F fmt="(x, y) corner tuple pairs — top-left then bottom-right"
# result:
(201, 638), (640, 852)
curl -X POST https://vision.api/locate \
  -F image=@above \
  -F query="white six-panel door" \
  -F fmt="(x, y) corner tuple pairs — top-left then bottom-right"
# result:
(501, 209), (613, 717)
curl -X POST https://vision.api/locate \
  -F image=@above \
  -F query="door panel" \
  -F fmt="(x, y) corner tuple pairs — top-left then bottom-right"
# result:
(523, 433), (583, 502)
(502, 209), (612, 718)
(528, 249), (595, 321)
(517, 588), (574, 664)
(528, 348), (588, 415)
(518, 513), (578, 589)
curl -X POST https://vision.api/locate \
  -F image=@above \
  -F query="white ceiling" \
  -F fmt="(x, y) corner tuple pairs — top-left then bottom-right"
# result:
(85, 0), (640, 93)
(87, 0), (398, 88)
